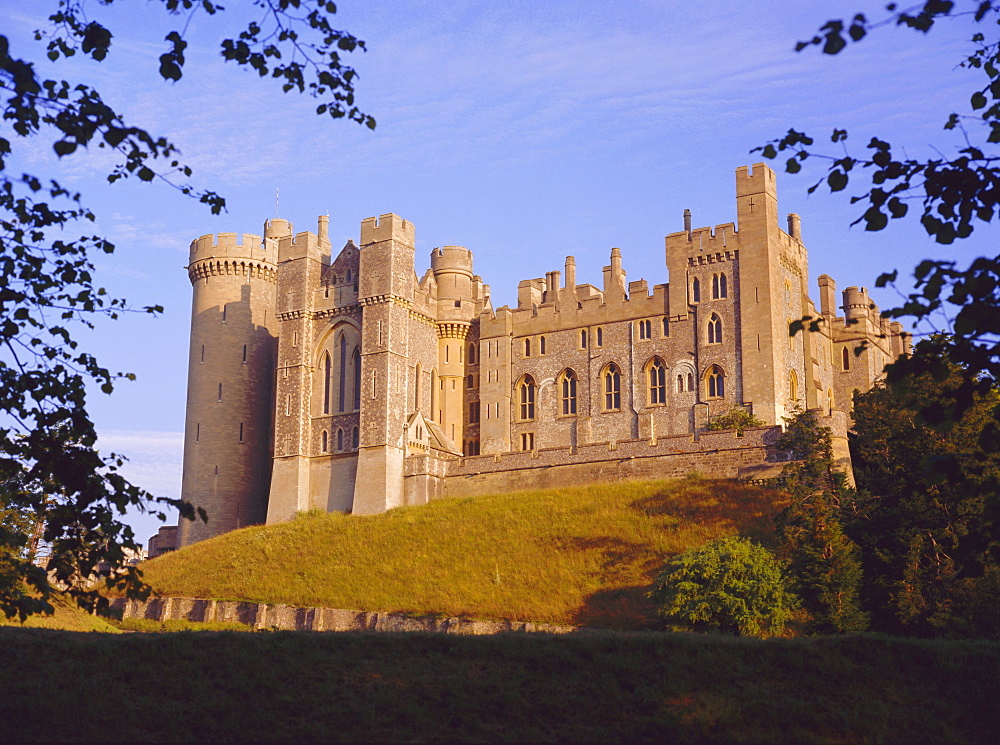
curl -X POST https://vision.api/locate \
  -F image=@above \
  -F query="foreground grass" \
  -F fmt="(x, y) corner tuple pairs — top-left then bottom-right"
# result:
(2, 627), (997, 743)
(138, 478), (784, 628)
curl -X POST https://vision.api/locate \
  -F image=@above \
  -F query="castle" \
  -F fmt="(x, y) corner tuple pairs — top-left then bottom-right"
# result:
(166, 164), (909, 550)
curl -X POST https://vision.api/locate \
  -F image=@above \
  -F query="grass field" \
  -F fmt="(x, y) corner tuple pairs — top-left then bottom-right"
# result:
(2, 627), (997, 743)
(136, 477), (786, 629)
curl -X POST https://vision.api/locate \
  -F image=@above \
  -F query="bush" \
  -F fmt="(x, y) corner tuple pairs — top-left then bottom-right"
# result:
(648, 536), (795, 637)
(705, 407), (765, 434)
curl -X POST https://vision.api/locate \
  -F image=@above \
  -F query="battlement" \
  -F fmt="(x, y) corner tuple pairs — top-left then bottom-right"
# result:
(430, 246), (473, 276)
(360, 213), (415, 247)
(189, 233), (270, 264)
(735, 162), (777, 198)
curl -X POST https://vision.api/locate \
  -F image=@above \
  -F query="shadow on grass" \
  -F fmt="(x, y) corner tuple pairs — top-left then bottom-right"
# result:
(629, 481), (786, 545)
(572, 585), (660, 630)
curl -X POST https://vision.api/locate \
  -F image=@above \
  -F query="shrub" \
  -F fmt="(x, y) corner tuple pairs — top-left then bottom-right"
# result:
(648, 536), (795, 637)
(705, 407), (765, 435)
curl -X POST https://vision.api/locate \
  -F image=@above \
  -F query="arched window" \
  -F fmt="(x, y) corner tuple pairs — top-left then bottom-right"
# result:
(688, 373), (694, 392)
(827, 388), (834, 416)
(596, 327), (603, 346)
(842, 347), (851, 371)
(580, 329), (588, 348)
(692, 277), (701, 303)
(518, 375), (536, 421)
(336, 428), (344, 451)
(321, 430), (329, 453)
(604, 364), (622, 411)
(524, 338), (531, 357)
(322, 353), (332, 414)
(707, 314), (723, 344)
(468, 343), (476, 364)
(540, 336), (546, 355)
(712, 273), (728, 299)
(352, 426), (359, 449)
(789, 369), (798, 402)
(560, 369), (578, 416)
(662, 317), (669, 337)
(352, 347), (361, 410)
(639, 319), (651, 339)
(706, 366), (725, 398)
(785, 280), (791, 305)
(648, 358), (667, 405)
(676, 374), (684, 393)
(338, 334), (347, 412)
(467, 374), (474, 389)
(346, 269), (353, 283)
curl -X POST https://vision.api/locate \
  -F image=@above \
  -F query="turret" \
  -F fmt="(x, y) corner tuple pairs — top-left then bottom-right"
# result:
(843, 286), (869, 324)
(178, 231), (278, 546)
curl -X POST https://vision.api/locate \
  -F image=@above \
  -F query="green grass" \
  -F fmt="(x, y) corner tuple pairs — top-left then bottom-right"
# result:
(137, 477), (786, 629)
(0, 596), (121, 633)
(2, 627), (997, 742)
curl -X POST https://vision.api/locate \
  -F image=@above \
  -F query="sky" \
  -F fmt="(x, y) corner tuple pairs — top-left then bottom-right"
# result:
(2, 1), (995, 543)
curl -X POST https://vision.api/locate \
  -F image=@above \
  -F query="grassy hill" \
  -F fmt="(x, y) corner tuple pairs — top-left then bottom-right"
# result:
(138, 477), (786, 629)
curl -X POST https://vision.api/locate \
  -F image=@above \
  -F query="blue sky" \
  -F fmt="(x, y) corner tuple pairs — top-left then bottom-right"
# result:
(2, 1), (994, 542)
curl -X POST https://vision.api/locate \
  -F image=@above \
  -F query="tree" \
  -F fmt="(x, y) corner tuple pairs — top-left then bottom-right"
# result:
(759, 3), (1000, 417)
(647, 535), (795, 637)
(0, 1), (373, 620)
(849, 337), (1000, 635)
(774, 410), (868, 634)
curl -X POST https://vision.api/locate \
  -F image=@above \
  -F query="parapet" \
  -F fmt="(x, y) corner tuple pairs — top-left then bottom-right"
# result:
(189, 232), (268, 264)
(430, 246), (473, 277)
(735, 162), (777, 199)
(360, 213), (415, 247)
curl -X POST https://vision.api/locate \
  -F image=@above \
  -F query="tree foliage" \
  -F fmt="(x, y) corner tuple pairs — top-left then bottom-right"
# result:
(647, 535), (795, 637)
(756, 1), (1000, 245)
(848, 338), (1000, 635)
(0, 1), (372, 620)
(775, 410), (868, 634)
(705, 406), (765, 435)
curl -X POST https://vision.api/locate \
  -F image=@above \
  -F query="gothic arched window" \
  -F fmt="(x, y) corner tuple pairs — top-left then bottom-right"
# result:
(648, 358), (667, 405)
(338, 334), (347, 412)
(706, 366), (725, 399)
(707, 314), (723, 344)
(518, 375), (536, 421)
(559, 369), (578, 416)
(692, 277), (701, 303)
(603, 364), (622, 411)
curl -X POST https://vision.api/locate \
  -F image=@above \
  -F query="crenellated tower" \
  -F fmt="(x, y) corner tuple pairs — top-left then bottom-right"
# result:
(178, 231), (278, 546)
(353, 214), (417, 515)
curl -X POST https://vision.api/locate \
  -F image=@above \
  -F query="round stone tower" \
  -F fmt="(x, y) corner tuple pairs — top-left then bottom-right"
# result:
(430, 246), (475, 446)
(177, 230), (278, 546)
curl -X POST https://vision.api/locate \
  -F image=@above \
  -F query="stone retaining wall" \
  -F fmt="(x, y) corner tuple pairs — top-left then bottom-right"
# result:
(111, 597), (578, 635)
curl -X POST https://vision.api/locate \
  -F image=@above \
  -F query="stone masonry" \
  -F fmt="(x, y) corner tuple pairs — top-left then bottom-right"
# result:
(172, 164), (909, 548)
